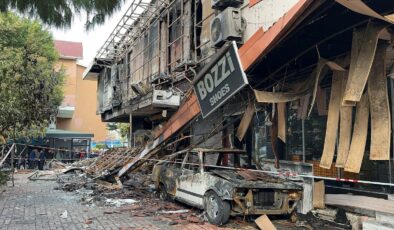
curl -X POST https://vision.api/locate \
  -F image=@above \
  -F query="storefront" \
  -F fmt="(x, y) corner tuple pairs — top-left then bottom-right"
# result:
(43, 128), (93, 161)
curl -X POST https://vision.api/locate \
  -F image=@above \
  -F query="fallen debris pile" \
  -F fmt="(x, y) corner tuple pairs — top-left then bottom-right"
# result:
(56, 170), (151, 205)
(48, 148), (157, 207)
(120, 200), (204, 226)
(55, 168), (207, 226)
(83, 148), (141, 178)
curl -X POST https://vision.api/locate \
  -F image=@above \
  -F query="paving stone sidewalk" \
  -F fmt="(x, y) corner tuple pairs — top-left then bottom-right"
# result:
(0, 173), (242, 230)
(0, 173), (170, 230)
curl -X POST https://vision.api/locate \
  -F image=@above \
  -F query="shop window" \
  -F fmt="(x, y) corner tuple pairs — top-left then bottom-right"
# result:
(252, 111), (274, 162)
(287, 103), (326, 162)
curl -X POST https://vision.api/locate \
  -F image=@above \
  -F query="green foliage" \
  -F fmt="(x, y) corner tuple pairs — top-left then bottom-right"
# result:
(0, 12), (65, 140)
(107, 122), (129, 138)
(0, 0), (126, 30)
(93, 143), (107, 150)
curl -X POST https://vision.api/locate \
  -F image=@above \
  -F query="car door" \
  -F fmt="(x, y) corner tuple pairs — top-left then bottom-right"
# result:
(175, 151), (208, 208)
(161, 153), (185, 196)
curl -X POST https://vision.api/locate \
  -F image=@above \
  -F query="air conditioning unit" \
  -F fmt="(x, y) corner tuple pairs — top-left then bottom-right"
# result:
(152, 89), (180, 108)
(211, 0), (243, 9)
(210, 7), (244, 48)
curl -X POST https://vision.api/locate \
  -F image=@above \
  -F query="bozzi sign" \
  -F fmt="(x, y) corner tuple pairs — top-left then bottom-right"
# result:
(193, 41), (248, 118)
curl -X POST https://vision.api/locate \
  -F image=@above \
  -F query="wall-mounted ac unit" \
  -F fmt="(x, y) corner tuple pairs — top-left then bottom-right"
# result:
(211, 0), (243, 10)
(152, 89), (180, 108)
(210, 7), (244, 48)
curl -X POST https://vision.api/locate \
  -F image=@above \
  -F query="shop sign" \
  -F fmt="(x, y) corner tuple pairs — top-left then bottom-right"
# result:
(193, 41), (248, 118)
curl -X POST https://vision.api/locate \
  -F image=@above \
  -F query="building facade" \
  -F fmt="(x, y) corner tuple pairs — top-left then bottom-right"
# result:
(84, 0), (394, 210)
(54, 40), (108, 146)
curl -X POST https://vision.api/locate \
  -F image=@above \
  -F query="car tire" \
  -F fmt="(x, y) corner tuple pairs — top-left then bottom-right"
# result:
(204, 191), (231, 225)
(158, 183), (169, 201)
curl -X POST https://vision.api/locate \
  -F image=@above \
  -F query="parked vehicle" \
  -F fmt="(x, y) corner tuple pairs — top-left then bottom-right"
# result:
(152, 148), (303, 225)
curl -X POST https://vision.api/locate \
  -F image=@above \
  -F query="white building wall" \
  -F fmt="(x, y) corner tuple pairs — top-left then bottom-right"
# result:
(242, 0), (299, 40)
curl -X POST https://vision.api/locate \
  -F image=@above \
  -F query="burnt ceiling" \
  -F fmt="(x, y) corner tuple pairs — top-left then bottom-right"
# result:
(248, 0), (394, 91)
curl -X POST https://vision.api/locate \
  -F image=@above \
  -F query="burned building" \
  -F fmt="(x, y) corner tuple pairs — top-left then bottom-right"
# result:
(84, 0), (394, 215)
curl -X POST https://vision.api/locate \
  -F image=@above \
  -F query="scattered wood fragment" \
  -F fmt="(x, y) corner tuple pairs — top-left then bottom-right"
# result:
(96, 179), (123, 190)
(313, 180), (325, 209)
(236, 102), (255, 141)
(255, 215), (277, 230)
(277, 103), (286, 143)
(325, 194), (394, 215)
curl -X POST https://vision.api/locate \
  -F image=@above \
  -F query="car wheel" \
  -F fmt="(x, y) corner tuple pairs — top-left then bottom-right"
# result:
(204, 191), (231, 225)
(158, 183), (169, 201)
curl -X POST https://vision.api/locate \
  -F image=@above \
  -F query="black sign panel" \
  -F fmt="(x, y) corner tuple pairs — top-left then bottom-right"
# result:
(193, 41), (248, 118)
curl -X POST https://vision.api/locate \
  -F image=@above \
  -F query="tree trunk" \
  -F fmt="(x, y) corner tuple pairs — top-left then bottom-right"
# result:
(11, 130), (15, 187)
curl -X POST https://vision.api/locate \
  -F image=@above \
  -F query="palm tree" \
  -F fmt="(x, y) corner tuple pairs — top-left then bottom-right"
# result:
(0, 0), (126, 30)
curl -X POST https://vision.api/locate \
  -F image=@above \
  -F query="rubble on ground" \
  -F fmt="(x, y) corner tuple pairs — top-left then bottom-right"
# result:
(35, 149), (350, 229)
(28, 170), (57, 181)
(54, 167), (208, 226)
(47, 151), (207, 227)
(47, 160), (67, 170)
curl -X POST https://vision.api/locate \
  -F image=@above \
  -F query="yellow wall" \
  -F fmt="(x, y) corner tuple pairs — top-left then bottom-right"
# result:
(57, 59), (108, 142)
(56, 59), (77, 106)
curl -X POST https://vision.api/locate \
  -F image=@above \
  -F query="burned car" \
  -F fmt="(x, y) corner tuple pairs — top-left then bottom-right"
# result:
(152, 148), (302, 225)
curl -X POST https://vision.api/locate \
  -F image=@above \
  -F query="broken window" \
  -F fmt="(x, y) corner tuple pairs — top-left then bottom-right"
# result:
(203, 152), (248, 171)
(149, 21), (160, 78)
(252, 110), (274, 163)
(194, 0), (215, 63)
(97, 71), (105, 113)
(130, 36), (144, 84)
(287, 103), (326, 162)
(168, 0), (183, 70)
(184, 152), (200, 172)
(128, 20), (161, 95)
(169, 153), (186, 169)
(102, 68), (113, 109)
(203, 153), (219, 171)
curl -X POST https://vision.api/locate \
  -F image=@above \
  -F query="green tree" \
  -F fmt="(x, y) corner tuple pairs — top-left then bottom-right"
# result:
(0, 0), (126, 30)
(0, 12), (64, 141)
(107, 122), (130, 139)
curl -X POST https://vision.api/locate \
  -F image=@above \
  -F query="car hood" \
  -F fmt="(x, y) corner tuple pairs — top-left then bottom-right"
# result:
(210, 169), (302, 190)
